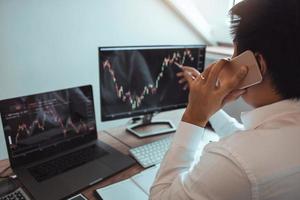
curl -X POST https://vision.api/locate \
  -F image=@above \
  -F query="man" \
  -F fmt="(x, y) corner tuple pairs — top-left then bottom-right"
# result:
(150, 0), (300, 199)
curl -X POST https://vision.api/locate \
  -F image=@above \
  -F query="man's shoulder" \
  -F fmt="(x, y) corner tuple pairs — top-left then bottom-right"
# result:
(203, 127), (300, 181)
(202, 129), (279, 171)
(205, 129), (257, 152)
(204, 127), (298, 155)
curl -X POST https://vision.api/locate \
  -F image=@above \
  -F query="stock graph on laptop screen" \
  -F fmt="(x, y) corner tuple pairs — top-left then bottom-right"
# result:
(99, 46), (206, 121)
(0, 86), (96, 158)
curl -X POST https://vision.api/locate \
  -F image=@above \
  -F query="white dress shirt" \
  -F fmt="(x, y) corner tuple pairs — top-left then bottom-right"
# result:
(150, 100), (300, 200)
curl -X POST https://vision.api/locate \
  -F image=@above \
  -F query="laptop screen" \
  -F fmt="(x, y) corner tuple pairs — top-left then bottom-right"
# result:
(0, 85), (97, 166)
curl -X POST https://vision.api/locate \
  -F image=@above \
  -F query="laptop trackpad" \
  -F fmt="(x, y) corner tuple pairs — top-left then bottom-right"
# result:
(27, 160), (113, 200)
(60, 160), (113, 189)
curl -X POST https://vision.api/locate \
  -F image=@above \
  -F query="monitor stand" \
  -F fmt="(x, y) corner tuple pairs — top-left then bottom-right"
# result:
(126, 114), (176, 138)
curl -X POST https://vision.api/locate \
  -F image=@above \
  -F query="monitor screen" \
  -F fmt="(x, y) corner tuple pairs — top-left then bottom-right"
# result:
(99, 45), (206, 121)
(0, 85), (97, 163)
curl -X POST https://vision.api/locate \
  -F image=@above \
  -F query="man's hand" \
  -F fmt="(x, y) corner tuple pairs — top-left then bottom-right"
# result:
(176, 66), (201, 90)
(182, 60), (248, 127)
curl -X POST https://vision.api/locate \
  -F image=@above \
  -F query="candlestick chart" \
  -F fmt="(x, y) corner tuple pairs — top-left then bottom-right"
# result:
(100, 48), (204, 118)
(14, 105), (91, 145)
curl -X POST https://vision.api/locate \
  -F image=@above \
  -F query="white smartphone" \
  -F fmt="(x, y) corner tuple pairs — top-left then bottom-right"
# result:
(219, 50), (263, 89)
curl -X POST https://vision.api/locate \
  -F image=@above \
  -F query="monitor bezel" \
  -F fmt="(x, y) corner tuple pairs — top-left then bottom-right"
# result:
(98, 45), (206, 121)
(0, 85), (98, 167)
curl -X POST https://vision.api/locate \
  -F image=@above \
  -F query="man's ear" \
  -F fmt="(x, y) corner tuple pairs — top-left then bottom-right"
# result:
(255, 53), (268, 76)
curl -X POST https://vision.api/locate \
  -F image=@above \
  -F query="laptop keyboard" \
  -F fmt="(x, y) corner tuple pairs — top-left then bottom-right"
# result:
(0, 187), (31, 200)
(28, 145), (108, 182)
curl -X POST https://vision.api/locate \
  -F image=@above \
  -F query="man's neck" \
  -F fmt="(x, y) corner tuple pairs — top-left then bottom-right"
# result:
(255, 90), (283, 108)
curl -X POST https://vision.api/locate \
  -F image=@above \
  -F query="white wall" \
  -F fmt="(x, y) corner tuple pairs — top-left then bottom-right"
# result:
(0, 0), (203, 159)
(192, 0), (233, 43)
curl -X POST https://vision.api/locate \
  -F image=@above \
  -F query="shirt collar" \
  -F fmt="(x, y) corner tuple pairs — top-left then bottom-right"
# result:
(241, 99), (300, 130)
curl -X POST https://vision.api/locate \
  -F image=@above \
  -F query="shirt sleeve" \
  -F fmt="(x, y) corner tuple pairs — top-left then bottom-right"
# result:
(149, 121), (251, 200)
(209, 110), (245, 138)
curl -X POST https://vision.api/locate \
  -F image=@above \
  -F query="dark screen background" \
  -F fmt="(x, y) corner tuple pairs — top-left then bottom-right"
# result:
(99, 46), (206, 121)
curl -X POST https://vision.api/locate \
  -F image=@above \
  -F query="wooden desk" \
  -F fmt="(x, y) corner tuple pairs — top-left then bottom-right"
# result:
(0, 109), (185, 199)
(0, 132), (144, 200)
(105, 109), (184, 148)
(84, 110), (185, 199)
(0, 132), (145, 200)
(81, 132), (144, 200)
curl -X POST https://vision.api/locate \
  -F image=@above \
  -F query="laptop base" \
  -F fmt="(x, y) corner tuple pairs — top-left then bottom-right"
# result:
(16, 141), (135, 200)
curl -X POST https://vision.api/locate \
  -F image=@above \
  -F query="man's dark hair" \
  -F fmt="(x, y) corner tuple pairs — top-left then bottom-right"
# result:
(230, 0), (300, 99)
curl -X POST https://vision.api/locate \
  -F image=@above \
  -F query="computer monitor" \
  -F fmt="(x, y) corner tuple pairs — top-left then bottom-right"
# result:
(99, 45), (206, 137)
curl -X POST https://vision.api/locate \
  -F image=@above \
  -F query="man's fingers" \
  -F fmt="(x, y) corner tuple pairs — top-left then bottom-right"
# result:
(194, 63), (214, 84)
(206, 59), (228, 86)
(182, 66), (200, 76)
(183, 84), (188, 90)
(183, 71), (194, 86)
(202, 63), (214, 79)
(178, 78), (186, 84)
(176, 72), (184, 77)
(221, 66), (248, 95)
(177, 67), (200, 79)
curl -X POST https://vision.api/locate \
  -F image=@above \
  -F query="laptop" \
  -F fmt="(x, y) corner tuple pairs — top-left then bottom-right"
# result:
(0, 85), (135, 200)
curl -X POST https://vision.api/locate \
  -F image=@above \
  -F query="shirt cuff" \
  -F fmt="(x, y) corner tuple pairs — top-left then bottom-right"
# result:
(172, 121), (205, 151)
(209, 110), (229, 126)
(209, 109), (244, 137)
